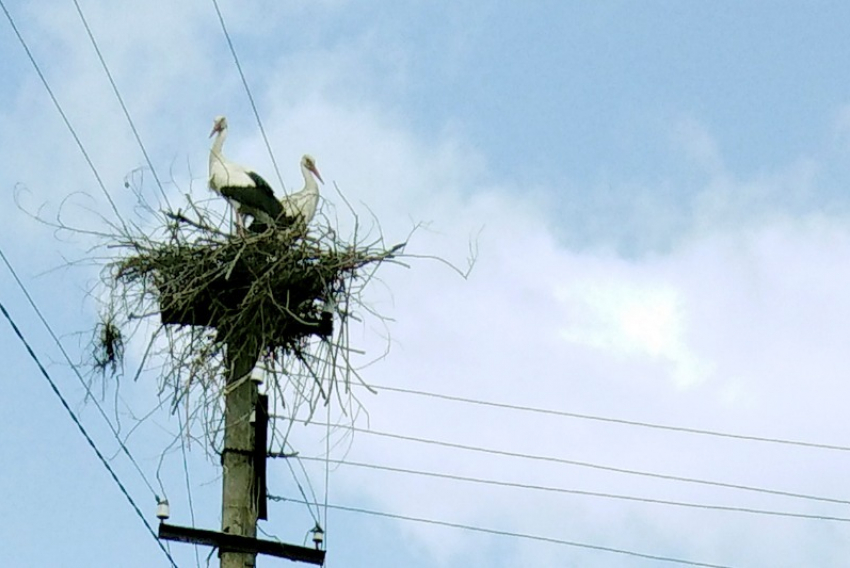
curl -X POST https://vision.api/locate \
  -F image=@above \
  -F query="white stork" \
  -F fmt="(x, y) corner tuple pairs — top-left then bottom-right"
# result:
(248, 154), (324, 232)
(280, 154), (324, 226)
(208, 115), (283, 235)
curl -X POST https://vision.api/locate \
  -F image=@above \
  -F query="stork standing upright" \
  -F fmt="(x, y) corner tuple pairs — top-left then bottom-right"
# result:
(248, 154), (324, 233)
(280, 154), (324, 226)
(208, 115), (283, 235)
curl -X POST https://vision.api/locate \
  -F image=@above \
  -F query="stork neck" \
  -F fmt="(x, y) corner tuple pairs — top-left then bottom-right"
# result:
(210, 127), (227, 158)
(301, 164), (319, 192)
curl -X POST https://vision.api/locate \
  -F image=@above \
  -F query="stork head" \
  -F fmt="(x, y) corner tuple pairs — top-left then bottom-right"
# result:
(302, 154), (324, 184)
(210, 115), (228, 138)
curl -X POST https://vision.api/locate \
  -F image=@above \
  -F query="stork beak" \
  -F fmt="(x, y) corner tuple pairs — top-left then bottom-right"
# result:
(311, 166), (324, 184)
(209, 124), (220, 138)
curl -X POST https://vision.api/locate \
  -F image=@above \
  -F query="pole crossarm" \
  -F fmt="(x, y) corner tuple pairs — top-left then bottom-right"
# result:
(159, 522), (325, 565)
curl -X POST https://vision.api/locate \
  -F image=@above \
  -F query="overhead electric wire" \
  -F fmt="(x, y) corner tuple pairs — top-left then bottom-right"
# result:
(296, 456), (850, 523)
(269, 495), (734, 568)
(282, 444), (322, 526)
(0, 246), (161, 501)
(209, 0), (287, 192)
(330, 425), (850, 507)
(0, 299), (179, 568)
(0, 0), (128, 231)
(178, 411), (202, 568)
(323, 390), (331, 541)
(368, 383), (850, 453)
(71, 0), (172, 210)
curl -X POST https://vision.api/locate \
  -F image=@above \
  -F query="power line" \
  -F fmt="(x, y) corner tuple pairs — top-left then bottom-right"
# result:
(323, 391), (331, 539)
(71, 0), (172, 210)
(209, 0), (287, 193)
(269, 495), (735, 568)
(295, 456), (850, 523)
(0, 245), (161, 501)
(2, 2), (168, 503)
(281, 443), (322, 526)
(178, 411), (201, 568)
(0, 299), (179, 568)
(368, 383), (850, 453)
(331, 425), (850, 507)
(0, 0), (128, 231)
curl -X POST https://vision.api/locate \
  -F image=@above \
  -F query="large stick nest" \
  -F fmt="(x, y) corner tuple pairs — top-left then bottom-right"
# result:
(98, 202), (406, 452)
(115, 213), (396, 354)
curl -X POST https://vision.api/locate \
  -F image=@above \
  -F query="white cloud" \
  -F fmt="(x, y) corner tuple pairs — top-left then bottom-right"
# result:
(263, 84), (850, 566)
(557, 278), (709, 388)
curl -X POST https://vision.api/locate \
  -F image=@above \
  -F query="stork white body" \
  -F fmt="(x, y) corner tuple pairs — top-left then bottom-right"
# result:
(279, 154), (324, 227)
(208, 115), (282, 234)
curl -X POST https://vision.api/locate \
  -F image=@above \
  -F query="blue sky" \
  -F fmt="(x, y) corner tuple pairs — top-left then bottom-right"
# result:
(2, 1), (850, 567)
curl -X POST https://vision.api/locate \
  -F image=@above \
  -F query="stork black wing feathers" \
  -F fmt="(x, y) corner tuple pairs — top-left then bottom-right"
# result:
(219, 174), (283, 219)
(247, 172), (276, 199)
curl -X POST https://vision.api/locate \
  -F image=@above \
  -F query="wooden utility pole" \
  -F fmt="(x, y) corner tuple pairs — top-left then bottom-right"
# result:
(160, 331), (324, 565)
(221, 335), (261, 568)
(150, 230), (340, 566)
(159, 331), (324, 564)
